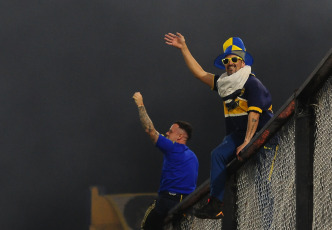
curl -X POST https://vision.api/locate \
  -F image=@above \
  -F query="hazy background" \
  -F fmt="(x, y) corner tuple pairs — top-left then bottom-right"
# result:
(0, 0), (331, 229)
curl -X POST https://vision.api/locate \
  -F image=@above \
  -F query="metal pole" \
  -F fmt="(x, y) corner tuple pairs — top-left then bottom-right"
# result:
(295, 99), (314, 230)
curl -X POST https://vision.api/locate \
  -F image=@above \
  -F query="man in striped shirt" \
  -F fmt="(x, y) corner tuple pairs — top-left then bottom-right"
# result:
(164, 33), (273, 219)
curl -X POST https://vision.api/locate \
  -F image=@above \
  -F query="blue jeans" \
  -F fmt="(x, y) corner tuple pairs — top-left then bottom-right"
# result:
(210, 132), (244, 201)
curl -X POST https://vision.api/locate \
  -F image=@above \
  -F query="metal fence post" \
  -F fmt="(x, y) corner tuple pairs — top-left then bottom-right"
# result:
(295, 99), (314, 230)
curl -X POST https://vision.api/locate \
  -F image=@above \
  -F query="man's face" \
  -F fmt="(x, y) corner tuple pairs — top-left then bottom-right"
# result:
(166, 124), (181, 142)
(224, 54), (245, 75)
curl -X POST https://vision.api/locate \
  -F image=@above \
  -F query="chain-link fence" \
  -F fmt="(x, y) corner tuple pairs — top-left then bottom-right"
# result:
(312, 77), (332, 230)
(236, 122), (296, 230)
(164, 193), (222, 230)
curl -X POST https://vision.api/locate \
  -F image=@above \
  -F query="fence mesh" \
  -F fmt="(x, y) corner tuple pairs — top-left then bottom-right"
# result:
(312, 76), (332, 230)
(236, 120), (296, 230)
(164, 194), (222, 230)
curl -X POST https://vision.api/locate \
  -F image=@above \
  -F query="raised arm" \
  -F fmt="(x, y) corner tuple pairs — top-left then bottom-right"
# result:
(164, 32), (214, 88)
(236, 111), (260, 160)
(132, 92), (159, 144)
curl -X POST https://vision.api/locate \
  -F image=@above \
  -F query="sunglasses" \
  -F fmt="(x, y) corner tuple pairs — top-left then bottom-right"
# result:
(221, 57), (243, 65)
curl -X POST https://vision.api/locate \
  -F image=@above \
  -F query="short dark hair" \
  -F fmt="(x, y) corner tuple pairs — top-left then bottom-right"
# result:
(174, 121), (192, 140)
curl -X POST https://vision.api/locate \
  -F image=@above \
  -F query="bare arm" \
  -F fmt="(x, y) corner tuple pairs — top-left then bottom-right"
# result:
(164, 32), (214, 88)
(132, 92), (159, 144)
(236, 111), (260, 159)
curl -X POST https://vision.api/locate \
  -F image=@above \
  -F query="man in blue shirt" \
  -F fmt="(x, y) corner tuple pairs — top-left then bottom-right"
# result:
(133, 92), (199, 230)
(164, 33), (273, 219)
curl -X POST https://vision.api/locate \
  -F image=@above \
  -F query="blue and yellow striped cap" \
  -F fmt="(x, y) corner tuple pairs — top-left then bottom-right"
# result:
(214, 37), (254, 69)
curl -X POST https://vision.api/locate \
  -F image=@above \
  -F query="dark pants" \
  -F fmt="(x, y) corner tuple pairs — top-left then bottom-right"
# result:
(141, 192), (187, 230)
(210, 132), (245, 201)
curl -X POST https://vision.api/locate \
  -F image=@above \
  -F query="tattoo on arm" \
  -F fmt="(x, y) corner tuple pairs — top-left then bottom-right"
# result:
(138, 106), (153, 130)
(138, 106), (158, 141)
(249, 118), (257, 136)
(245, 114), (259, 142)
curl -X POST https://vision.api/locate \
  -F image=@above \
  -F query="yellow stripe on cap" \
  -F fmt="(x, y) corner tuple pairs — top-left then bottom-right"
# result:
(223, 37), (233, 51)
(231, 45), (243, 51)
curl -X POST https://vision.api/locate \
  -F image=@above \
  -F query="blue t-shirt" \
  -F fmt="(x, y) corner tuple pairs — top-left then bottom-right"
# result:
(156, 134), (199, 194)
(213, 73), (274, 135)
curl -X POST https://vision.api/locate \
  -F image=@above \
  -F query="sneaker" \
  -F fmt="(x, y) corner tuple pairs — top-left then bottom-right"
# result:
(193, 197), (224, 219)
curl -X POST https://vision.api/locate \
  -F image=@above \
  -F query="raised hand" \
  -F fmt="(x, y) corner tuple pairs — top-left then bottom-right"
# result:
(164, 32), (186, 49)
(133, 92), (144, 107)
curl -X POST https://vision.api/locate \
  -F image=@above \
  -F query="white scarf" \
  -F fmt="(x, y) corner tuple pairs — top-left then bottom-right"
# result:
(216, 65), (251, 99)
